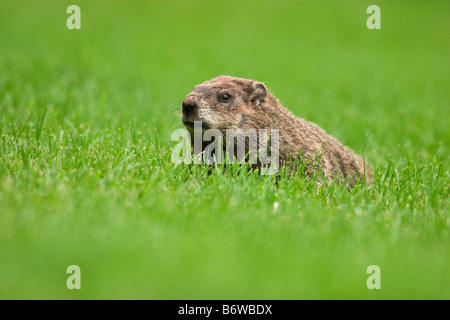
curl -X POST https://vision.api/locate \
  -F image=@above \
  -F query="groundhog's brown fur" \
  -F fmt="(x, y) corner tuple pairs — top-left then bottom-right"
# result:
(181, 75), (372, 186)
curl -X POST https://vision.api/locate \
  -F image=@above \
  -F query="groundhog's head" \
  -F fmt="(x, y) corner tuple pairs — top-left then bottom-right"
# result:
(181, 76), (267, 131)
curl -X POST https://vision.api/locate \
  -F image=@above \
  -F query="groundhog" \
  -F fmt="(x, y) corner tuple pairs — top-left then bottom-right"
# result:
(181, 75), (372, 187)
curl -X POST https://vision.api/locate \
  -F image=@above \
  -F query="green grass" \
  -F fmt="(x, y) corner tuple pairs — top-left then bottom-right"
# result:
(0, 0), (449, 299)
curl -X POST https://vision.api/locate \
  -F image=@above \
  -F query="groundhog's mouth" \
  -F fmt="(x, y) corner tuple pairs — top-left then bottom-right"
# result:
(182, 120), (194, 129)
(182, 120), (210, 131)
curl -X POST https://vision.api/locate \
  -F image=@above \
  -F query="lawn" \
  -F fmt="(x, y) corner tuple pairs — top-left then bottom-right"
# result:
(0, 0), (449, 299)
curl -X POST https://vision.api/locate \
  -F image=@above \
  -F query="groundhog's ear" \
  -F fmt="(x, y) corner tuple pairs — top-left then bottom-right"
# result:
(249, 82), (267, 108)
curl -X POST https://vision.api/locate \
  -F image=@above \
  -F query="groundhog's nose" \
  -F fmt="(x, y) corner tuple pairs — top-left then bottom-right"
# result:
(182, 98), (197, 116)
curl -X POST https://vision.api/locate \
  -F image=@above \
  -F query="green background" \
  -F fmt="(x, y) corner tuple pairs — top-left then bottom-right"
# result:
(0, 0), (449, 299)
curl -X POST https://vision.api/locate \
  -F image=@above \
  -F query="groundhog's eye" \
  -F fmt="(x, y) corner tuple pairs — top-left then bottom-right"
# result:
(219, 93), (231, 102)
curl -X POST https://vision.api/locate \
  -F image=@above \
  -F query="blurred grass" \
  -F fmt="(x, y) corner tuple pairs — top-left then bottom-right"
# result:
(0, 0), (449, 299)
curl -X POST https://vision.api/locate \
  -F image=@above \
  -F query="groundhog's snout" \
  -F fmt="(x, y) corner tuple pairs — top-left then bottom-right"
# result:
(181, 95), (197, 124)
